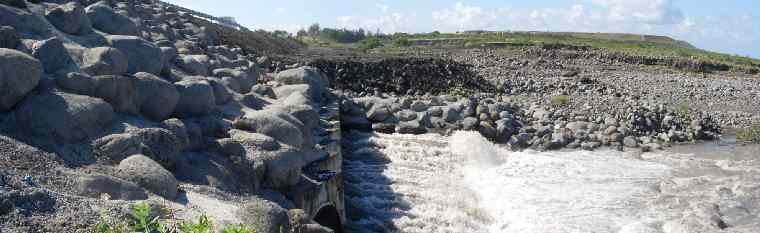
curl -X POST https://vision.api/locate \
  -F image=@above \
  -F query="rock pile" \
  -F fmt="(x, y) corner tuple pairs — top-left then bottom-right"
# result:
(340, 93), (720, 152)
(0, 1), (335, 232)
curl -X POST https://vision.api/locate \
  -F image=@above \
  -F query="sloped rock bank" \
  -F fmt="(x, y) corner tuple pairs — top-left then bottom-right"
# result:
(0, 0), (338, 232)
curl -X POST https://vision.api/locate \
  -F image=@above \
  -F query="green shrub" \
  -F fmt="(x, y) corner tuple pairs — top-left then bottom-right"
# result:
(674, 103), (692, 122)
(550, 95), (570, 106)
(392, 38), (412, 47)
(358, 37), (383, 52)
(737, 123), (760, 142)
(221, 224), (257, 233)
(95, 202), (263, 233)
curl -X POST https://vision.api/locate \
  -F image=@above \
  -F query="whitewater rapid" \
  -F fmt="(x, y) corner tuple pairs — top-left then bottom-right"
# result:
(343, 131), (760, 233)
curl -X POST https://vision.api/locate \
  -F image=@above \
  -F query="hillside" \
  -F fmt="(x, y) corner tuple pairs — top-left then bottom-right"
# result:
(300, 31), (760, 73)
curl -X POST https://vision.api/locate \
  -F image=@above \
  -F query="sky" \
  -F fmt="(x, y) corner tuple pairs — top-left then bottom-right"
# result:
(163, 0), (759, 58)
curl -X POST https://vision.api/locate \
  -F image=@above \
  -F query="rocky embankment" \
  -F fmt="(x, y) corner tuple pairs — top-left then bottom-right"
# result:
(0, 0), (337, 232)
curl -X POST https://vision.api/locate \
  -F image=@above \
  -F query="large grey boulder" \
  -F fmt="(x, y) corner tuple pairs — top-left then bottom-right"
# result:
(174, 152), (240, 191)
(173, 79), (216, 118)
(366, 104), (390, 122)
(92, 132), (145, 162)
(129, 128), (183, 170)
(45, 2), (92, 35)
(81, 47), (128, 76)
(233, 110), (304, 149)
(105, 35), (163, 75)
(274, 67), (327, 102)
(260, 148), (305, 189)
(0, 26), (19, 49)
(133, 72), (179, 121)
(237, 197), (291, 233)
(116, 154), (178, 199)
(74, 173), (148, 200)
(15, 91), (114, 143)
(274, 84), (317, 103)
(0, 4), (53, 37)
(229, 129), (280, 151)
(85, 1), (137, 36)
(177, 54), (211, 76)
(213, 68), (254, 93)
(56, 72), (97, 95)
(161, 118), (190, 151)
(31, 37), (77, 74)
(0, 48), (41, 111)
(205, 77), (232, 105)
(92, 75), (139, 114)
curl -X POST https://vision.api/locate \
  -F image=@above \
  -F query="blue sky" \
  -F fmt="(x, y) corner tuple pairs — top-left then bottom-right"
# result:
(163, 0), (759, 58)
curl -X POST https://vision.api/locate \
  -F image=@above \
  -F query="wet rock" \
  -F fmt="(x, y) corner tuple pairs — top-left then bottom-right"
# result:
(0, 48), (41, 111)
(116, 154), (178, 199)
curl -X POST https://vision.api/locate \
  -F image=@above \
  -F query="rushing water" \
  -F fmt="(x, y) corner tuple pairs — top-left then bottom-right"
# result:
(343, 131), (760, 233)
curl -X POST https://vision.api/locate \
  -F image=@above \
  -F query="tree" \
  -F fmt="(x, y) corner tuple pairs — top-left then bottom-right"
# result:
(296, 29), (308, 38)
(308, 23), (321, 37)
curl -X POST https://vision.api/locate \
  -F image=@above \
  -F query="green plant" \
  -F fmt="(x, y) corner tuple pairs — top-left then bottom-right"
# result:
(674, 103), (692, 122)
(221, 224), (257, 233)
(737, 123), (760, 142)
(550, 95), (570, 106)
(358, 37), (383, 52)
(131, 202), (162, 233)
(178, 214), (213, 233)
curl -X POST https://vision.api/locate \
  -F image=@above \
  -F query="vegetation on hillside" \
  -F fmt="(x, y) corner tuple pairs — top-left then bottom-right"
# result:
(293, 25), (759, 71)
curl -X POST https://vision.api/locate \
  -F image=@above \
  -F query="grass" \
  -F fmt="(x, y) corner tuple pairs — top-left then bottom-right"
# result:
(550, 95), (570, 107)
(736, 122), (760, 142)
(96, 202), (259, 233)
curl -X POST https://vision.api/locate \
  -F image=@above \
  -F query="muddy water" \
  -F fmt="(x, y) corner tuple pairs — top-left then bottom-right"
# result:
(343, 131), (760, 233)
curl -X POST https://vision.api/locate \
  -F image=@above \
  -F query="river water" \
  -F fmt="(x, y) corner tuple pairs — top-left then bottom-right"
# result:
(343, 131), (760, 233)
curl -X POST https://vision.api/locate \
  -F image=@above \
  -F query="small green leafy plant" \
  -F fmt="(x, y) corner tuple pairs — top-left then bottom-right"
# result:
(95, 202), (262, 233)
(178, 214), (213, 233)
(221, 224), (257, 233)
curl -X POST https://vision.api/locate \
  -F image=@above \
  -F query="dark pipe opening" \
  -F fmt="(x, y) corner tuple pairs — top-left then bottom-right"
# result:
(314, 205), (343, 233)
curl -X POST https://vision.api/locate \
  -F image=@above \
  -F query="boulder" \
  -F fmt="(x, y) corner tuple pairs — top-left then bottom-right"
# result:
(229, 129), (280, 151)
(81, 47), (128, 76)
(45, 2), (92, 35)
(92, 75), (139, 114)
(56, 72), (96, 95)
(397, 120), (426, 134)
(462, 117), (479, 130)
(74, 173), (147, 200)
(85, 1), (138, 35)
(31, 37), (77, 74)
(0, 26), (19, 49)
(133, 72), (179, 121)
(623, 136), (639, 148)
(366, 104), (390, 122)
(237, 198), (291, 233)
(274, 84), (319, 103)
(105, 35), (163, 75)
(274, 67), (326, 102)
(213, 68), (254, 93)
(0, 5), (52, 37)
(131, 128), (182, 170)
(174, 152), (240, 191)
(205, 77), (232, 105)
(92, 133), (145, 162)
(260, 148), (305, 189)
(397, 110), (417, 122)
(0, 48), (42, 111)
(161, 118), (190, 151)
(233, 110), (304, 149)
(173, 79), (216, 118)
(15, 91), (114, 143)
(341, 116), (371, 132)
(410, 100), (428, 112)
(116, 154), (178, 199)
(177, 54), (210, 76)
(443, 107), (462, 123)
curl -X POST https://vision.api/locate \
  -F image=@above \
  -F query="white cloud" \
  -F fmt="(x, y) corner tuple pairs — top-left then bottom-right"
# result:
(431, 2), (499, 31)
(376, 4), (389, 13)
(589, 0), (684, 24)
(274, 7), (286, 14)
(335, 5), (418, 33)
